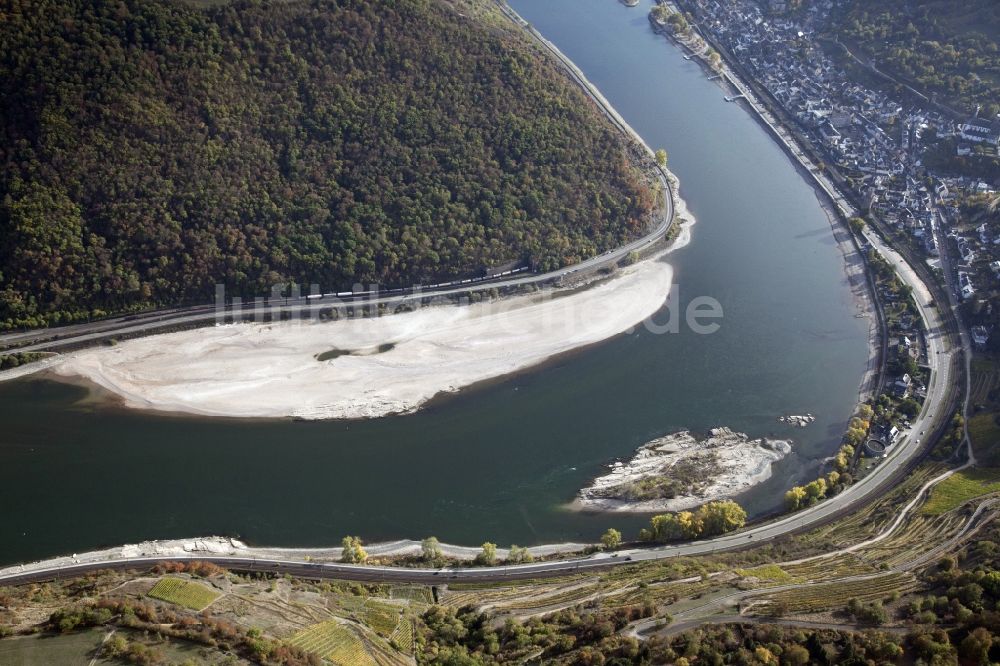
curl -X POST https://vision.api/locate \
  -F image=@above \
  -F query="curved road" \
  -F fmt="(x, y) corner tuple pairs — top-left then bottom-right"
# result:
(0, 249), (956, 586)
(0, 2), (963, 588)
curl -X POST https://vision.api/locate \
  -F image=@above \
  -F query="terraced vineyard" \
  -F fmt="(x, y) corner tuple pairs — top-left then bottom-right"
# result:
(971, 414), (1000, 464)
(781, 553), (879, 583)
(389, 617), (414, 653)
(734, 564), (798, 584)
(440, 585), (535, 609)
(756, 572), (917, 614)
(499, 583), (603, 613)
(388, 586), (433, 604)
(147, 577), (221, 611)
(361, 600), (404, 636)
(806, 464), (946, 547)
(600, 560), (710, 587)
(971, 359), (998, 405)
(446, 576), (583, 592)
(288, 620), (375, 666)
(861, 512), (968, 568)
(328, 593), (367, 615)
(922, 468), (1000, 516)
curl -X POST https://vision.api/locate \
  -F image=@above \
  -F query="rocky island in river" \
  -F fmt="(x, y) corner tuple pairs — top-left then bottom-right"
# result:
(577, 427), (792, 512)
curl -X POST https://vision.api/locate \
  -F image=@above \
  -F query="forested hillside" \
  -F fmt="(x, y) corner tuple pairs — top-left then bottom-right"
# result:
(0, 0), (656, 329)
(830, 0), (1000, 115)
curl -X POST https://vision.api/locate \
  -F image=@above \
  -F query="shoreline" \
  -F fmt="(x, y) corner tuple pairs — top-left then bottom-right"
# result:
(651, 2), (884, 407)
(35, 189), (697, 423)
(0, 3), (950, 574)
(44, 250), (678, 421)
(573, 427), (793, 513)
(815, 196), (883, 404)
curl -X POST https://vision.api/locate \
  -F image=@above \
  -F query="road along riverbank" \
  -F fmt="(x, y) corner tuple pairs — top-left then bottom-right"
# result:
(4, 0), (703, 421)
(0, 0), (886, 563)
(0, 0), (682, 360)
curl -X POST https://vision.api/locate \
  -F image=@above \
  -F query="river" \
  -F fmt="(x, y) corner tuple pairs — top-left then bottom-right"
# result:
(0, 0), (869, 565)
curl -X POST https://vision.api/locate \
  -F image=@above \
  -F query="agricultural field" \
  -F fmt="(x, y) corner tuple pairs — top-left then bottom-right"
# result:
(734, 564), (798, 584)
(971, 358), (999, 406)
(970, 413), (1000, 464)
(922, 468), (1000, 515)
(0, 629), (108, 665)
(440, 584), (542, 609)
(756, 572), (917, 614)
(388, 585), (434, 604)
(360, 599), (405, 637)
(780, 554), (878, 583)
(288, 620), (376, 666)
(147, 577), (221, 611)
(389, 617), (414, 653)
(862, 516), (967, 572)
(968, 356), (1000, 464)
(499, 583), (603, 613)
(806, 463), (946, 547)
(441, 578), (607, 614)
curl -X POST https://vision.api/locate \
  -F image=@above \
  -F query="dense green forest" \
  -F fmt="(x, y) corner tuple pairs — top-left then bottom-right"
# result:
(0, 0), (656, 330)
(829, 0), (1000, 115)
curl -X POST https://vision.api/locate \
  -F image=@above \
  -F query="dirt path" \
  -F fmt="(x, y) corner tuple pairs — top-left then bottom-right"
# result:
(88, 628), (116, 666)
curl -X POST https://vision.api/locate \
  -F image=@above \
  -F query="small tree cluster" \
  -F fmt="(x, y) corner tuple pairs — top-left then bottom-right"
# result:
(601, 528), (622, 551)
(639, 500), (746, 542)
(340, 536), (367, 563)
(846, 597), (889, 625)
(475, 542), (497, 566)
(785, 404), (869, 512)
(421, 536), (443, 562)
(507, 545), (533, 564)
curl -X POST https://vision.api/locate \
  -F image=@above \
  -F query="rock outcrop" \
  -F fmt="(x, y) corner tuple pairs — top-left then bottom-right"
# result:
(577, 427), (791, 512)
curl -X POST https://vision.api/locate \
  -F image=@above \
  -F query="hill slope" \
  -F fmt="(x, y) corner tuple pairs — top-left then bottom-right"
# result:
(830, 0), (1000, 115)
(0, 0), (656, 329)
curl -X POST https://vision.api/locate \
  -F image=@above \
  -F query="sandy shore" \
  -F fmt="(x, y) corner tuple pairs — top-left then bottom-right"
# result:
(816, 199), (881, 404)
(576, 427), (792, 513)
(46, 253), (676, 420)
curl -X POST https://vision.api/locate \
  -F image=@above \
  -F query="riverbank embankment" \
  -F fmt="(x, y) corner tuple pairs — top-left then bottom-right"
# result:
(651, 0), (884, 404)
(0, 536), (592, 579)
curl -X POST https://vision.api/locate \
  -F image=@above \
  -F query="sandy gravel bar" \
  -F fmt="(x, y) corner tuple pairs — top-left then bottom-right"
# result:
(50, 256), (674, 420)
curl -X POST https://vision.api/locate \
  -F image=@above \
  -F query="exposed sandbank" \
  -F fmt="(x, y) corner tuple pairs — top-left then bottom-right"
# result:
(47, 253), (677, 420)
(575, 427), (792, 513)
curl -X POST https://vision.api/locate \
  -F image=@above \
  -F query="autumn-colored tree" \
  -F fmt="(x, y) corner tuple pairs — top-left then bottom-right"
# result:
(785, 485), (807, 511)
(805, 478), (828, 500)
(644, 500), (746, 541)
(421, 536), (442, 561)
(600, 528), (622, 550)
(476, 542), (497, 566)
(507, 545), (533, 564)
(340, 536), (367, 564)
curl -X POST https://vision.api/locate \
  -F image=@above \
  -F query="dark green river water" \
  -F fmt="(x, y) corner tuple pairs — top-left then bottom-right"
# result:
(0, 0), (869, 564)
